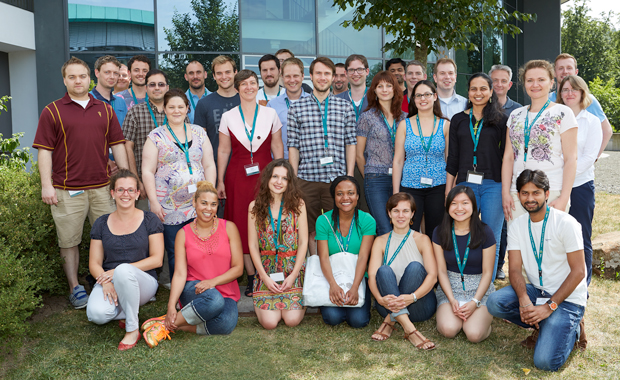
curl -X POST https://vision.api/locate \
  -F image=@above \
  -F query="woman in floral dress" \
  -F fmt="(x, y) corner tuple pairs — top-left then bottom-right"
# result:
(248, 159), (308, 329)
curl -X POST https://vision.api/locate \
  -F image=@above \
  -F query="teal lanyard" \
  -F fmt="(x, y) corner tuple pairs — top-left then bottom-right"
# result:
(468, 111), (483, 170)
(383, 229), (411, 266)
(336, 215), (355, 253)
(451, 224), (471, 291)
(264, 87), (281, 101)
(313, 95), (330, 153)
(268, 202), (285, 269)
(415, 115), (437, 172)
(146, 97), (167, 127)
(188, 90), (206, 112)
(130, 86), (139, 105)
(166, 122), (193, 175)
(285, 98), (290, 109)
(524, 99), (550, 162)
(528, 206), (550, 287)
(381, 112), (398, 145)
(349, 88), (367, 121)
(239, 104), (259, 163)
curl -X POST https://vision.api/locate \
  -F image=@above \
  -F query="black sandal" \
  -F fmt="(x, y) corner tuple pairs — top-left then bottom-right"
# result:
(245, 274), (254, 297)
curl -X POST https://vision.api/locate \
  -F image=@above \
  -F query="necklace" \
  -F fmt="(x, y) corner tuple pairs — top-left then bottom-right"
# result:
(191, 218), (219, 254)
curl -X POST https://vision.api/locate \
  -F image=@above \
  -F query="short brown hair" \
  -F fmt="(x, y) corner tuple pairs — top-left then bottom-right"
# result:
(554, 53), (578, 68)
(556, 75), (593, 109)
(127, 55), (151, 71)
(234, 69), (259, 91)
(309, 57), (335, 75)
(345, 54), (368, 70)
(275, 49), (294, 58)
(211, 55), (237, 73)
(518, 59), (554, 84)
(94, 55), (121, 72)
(281, 57), (304, 75)
(109, 169), (139, 193)
(433, 58), (457, 74)
(366, 71), (403, 118)
(61, 56), (90, 78)
(406, 60), (425, 72)
(386, 192), (416, 215)
(163, 88), (189, 108)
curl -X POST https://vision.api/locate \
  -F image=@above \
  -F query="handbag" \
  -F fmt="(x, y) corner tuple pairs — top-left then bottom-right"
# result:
(302, 215), (366, 307)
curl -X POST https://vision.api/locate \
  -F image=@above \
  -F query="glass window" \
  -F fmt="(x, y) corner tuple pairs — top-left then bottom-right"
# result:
(455, 33), (481, 96)
(72, 53), (156, 81)
(317, 0), (381, 59)
(483, 28), (502, 74)
(240, 0), (316, 56)
(158, 53), (240, 92)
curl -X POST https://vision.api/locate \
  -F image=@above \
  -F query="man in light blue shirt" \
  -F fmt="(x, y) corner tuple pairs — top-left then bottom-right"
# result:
(184, 60), (210, 123)
(267, 57), (310, 159)
(433, 58), (467, 119)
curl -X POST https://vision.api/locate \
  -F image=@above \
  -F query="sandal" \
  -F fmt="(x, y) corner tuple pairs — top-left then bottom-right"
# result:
(404, 329), (436, 351)
(371, 321), (396, 341)
(245, 274), (254, 297)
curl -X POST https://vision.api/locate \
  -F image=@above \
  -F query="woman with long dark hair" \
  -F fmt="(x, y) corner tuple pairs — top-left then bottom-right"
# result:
(446, 73), (507, 281)
(432, 186), (496, 343)
(248, 159), (308, 329)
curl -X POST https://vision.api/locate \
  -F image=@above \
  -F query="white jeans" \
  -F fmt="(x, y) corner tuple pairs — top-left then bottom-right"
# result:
(86, 263), (158, 332)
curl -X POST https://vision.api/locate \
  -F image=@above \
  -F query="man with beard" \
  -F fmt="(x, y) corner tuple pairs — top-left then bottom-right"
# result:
(433, 58), (467, 119)
(332, 63), (348, 95)
(184, 60), (210, 123)
(487, 169), (586, 371)
(256, 54), (283, 106)
(116, 55), (151, 110)
(402, 60), (427, 113)
(386, 58), (406, 93)
(288, 57), (356, 256)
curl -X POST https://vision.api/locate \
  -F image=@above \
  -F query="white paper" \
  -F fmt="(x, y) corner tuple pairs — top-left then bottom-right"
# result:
(388, 167), (393, 175)
(466, 172), (484, 185)
(270, 272), (285, 282)
(459, 300), (468, 307)
(420, 177), (433, 186)
(68, 190), (84, 197)
(188, 184), (197, 194)
(320, 156), (334, 166)
(535, 297), (550, 306)
(245, 163), (260, 176)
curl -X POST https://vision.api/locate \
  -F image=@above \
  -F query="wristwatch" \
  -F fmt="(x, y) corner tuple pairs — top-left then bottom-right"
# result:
(472, 298), (481, 308)
(412, 293), (418, 303)
(547, 299), (558, 312)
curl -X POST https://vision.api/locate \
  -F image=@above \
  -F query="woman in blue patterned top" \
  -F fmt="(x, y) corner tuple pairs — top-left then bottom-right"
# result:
(356, 71), (408, 235)
(393, 80), (450, 238)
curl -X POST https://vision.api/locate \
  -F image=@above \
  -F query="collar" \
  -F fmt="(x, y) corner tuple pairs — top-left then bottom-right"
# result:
(185, 88), (207, 99)
(91, 86), (114, 103)
(284, 89), (309, 101)
(147, 97), (165, 113)
(439, 90), (458, 104)
(575, 109), (588, 120)
(62, 92), (96, 106)
(503, 96), (515, 109)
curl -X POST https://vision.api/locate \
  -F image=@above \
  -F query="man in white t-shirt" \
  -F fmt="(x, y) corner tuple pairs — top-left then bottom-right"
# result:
(487, 169), (586, 371)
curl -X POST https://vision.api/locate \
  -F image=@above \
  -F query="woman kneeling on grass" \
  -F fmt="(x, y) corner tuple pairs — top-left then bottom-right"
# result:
(367, 192), (437, 350)
(142, 181), (244, 347)
(432, 186), (496, 343)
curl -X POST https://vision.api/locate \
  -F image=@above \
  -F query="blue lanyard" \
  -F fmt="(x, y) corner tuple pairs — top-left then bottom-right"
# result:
(130, 86), (139, 105)
(264, 87), (281, 101)
(381, 112), (398, 145)
(336, 215), (355, 253)
(451, 224), (471, 291)
(524, 99), (550, 162)
(468, 111), (483, 170)
(239, 104), (259, 163)
(349, 88), (367, 121)
(146, 97), (166, 127)
(383, 229), (411, 266)
(268, 202), (285, 269)
(166, 122), (193, 175)
(528, 206), (549, 287)
(189, 90), (206, 112)
(285, 98), (290, 109)
(415, 115), (437, 153)
(313, 95), (330, 152)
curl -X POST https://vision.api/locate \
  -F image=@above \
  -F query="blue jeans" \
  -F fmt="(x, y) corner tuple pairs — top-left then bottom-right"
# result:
(179, 280), (238, 335)
(375, 262), (436, 322)
(569, 181), (595, 286)
(487, 285), (584, 371)
(364, 173), (393, 236)
(320, 282), (371, 328)
(459, 180), (503, 281)
(163, 219), (194, 279)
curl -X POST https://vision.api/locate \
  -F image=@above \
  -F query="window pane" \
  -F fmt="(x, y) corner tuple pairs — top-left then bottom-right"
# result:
(68, 1), (155, 52)
(159, 53), (240, 92)
(455, 33), (481, 96)
(240, 0), (316, 56)
(483, 28), (503, 74)
(72, 52), (156, 82)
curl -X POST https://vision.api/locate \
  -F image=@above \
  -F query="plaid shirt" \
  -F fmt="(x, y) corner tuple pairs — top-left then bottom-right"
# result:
(122, 99), (166, 178)
(287, 93), (356, 183)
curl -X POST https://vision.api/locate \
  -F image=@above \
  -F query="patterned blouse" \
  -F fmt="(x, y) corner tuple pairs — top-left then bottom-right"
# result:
(356, 108), (408, 175)
(401, 117), (447, 189)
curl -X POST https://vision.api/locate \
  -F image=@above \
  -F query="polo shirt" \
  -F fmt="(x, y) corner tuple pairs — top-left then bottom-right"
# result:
(267, 89), (311, 159)
(33, 93), (125, 190)
(90, 87), (128, 126)
(549, 92), (607, 122)
(438, 91), (468, 120)
(402, 89), (409, 113)
(335, 88), (369, 122)
(501, 96), (522, 116)
(185, 88), (210, 124)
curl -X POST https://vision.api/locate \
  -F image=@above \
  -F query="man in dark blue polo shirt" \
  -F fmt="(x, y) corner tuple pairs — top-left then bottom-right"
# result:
(90, 55), (128, 126)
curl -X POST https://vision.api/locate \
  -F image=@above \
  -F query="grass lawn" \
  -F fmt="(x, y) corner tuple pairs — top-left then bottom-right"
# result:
(3, 194), (620, 379)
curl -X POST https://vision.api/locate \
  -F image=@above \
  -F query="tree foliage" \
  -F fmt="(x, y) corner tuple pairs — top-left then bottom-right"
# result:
(589, 77), (620, 132)
(331, 0), (535, 66)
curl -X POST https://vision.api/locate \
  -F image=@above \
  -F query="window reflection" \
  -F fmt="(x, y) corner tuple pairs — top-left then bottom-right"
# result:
(72, 53), (156, 81)
(159, 53), (240, 92)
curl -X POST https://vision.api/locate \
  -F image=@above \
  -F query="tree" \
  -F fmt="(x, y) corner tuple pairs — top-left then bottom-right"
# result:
(330, 0), (535, 67)
(161, 0), (239, 90)
(589, 77), (620, 132)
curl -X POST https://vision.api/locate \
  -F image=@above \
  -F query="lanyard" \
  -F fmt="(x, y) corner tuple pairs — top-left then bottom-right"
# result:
(415, 115), (437, 173)
(130, 86), (139, 105)
(381, 112), (398, 145)
(146, 97), (166, 127)
(285, 98), (290, 109)
(451, 224), (471, 291)
(469, 111), (483, 170)
(524, 99), (550, 162)
(528, 206), (550, 287)
(313, 95), (330, 152)
(166, 122), (193, 175)
(239, 104), (259, 163)
(383, 229), (411, 266)
(264, 87), (281, 101)
(188, 90), (206, 111)
(336, 215), (355, 253)
(349, 88), (367, 121)
(268, 202), (285, 268)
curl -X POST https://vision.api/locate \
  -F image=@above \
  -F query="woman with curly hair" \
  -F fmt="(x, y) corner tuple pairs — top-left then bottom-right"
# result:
(248, 159), (308, 329)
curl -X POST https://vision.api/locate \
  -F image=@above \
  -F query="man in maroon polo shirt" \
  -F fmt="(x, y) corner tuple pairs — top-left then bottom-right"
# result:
(33, 57), (129, 309)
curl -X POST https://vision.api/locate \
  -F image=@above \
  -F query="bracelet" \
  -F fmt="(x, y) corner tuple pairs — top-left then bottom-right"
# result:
(519, 302), (533, 308)
(412, 293), (418, 303)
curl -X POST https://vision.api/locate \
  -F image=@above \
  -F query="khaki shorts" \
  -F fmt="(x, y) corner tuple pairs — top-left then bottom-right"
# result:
(507, 190), (570, 227)
(51, 187), (116, 248)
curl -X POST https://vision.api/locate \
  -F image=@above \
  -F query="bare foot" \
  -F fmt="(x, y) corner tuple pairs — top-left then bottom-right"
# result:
(120, 329), (140, 345)
(404, 328), (435, 350)
(372, 316), (396, 341)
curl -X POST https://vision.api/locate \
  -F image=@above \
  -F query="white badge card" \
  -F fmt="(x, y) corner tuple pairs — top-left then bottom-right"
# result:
(459, 300), (468, 307)
(320, 156), (334, 166)
(466, 170), (484, 185)
(388, 167), (393, 175)
(188, 184), (197, 194)
(535, 297), (550, 306)
(420, 177), (433, 186)
(270, 272), (285, 282)
(68, 190), (84, 197)
(244, 163), (260, 176)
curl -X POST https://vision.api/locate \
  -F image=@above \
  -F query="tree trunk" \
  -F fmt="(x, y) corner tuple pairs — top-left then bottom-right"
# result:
(414, 42), (428, 68)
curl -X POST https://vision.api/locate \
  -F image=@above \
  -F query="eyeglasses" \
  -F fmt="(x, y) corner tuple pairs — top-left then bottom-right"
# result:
(115, 188), (136, 194)
(147, 82), (167, 88)
(561, 88), (579, 94)
(347, 68), (367, 75)
(414, 92), (435, 100)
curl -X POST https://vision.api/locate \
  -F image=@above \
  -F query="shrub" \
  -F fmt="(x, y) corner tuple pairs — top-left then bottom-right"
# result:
(589, 77), (620, 132)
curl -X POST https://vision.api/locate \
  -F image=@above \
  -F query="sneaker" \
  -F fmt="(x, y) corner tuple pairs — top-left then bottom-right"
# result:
(141, 315), (166, 332)
(69, 285), (89, 309)
(496, 268), (506, 280)
(143, 322), (172, 348)
(162, 283), (171, 290)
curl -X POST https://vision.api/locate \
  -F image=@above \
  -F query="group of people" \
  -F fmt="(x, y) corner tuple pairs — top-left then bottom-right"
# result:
(32, 48), (608, 371)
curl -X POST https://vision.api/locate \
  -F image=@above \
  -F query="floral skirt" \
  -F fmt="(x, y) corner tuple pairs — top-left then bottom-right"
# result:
(252, 250), (304, 310)
(436, 270), (495, 307)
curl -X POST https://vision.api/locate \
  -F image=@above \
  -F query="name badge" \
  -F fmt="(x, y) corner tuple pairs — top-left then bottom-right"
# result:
(244, 163), (260, 176)
(258, 100), (268, 107)
(466, 170), (484, 185)
(320, 156), (334, 166)
(458, 300), (468, 307)
(188, 184), (197, 194)
(388, 167), (393, 175)
(270, 272), (285, 282)
(535, 297), (550, 306)
(68, 190), (84, 197)
(420, 177), (433, 186)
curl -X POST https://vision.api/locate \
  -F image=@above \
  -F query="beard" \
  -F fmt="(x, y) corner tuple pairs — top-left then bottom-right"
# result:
(523, 200), (546, 214)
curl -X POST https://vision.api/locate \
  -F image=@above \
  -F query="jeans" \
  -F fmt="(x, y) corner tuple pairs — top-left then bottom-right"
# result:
(402, 184), (446, 238)
(375, 262), (436, 322)
(569, 181), (595, 286)
(459, 180), (503, 281)
(179, 280), (238, 335)
(163, 219), (194, 279)
(364, 173), (393, 236)
(320, 282), (371, 328)
(487, 285), (584, 371)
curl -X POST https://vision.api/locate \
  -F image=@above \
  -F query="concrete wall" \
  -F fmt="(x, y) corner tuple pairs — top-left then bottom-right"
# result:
(0, 52), (11, 138)
(605, 133), (620, 152)
(0, 2), (35, 52)
(9, 51), (39, 159)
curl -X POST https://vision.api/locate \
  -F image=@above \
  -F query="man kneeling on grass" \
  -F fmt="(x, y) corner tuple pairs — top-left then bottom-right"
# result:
(487, 169), (586, 372)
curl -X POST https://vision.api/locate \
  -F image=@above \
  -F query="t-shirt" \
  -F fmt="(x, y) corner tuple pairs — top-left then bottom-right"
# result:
(90, 211), (164, 280)
(507, 207), (586, 306)
(507, 104), (578, 191)
(116, 88), (146, 110)
(432, 225), (495, 275)
(315, 210), (376, 255)
(193, 91), (241, 165)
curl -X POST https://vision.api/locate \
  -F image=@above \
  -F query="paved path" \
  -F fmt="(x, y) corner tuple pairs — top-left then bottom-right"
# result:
(595, 152), (620, 194)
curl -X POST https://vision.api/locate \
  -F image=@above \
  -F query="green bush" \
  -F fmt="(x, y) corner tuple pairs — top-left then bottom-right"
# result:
(589, 76), (620, 132)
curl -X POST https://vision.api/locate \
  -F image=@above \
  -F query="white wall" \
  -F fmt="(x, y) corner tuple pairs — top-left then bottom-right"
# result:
(9, 51), (39, 163)
(0, 3), (35, 52)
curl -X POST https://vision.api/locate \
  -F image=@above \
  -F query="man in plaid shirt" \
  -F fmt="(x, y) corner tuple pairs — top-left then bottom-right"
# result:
(287, 57), (357, 255)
